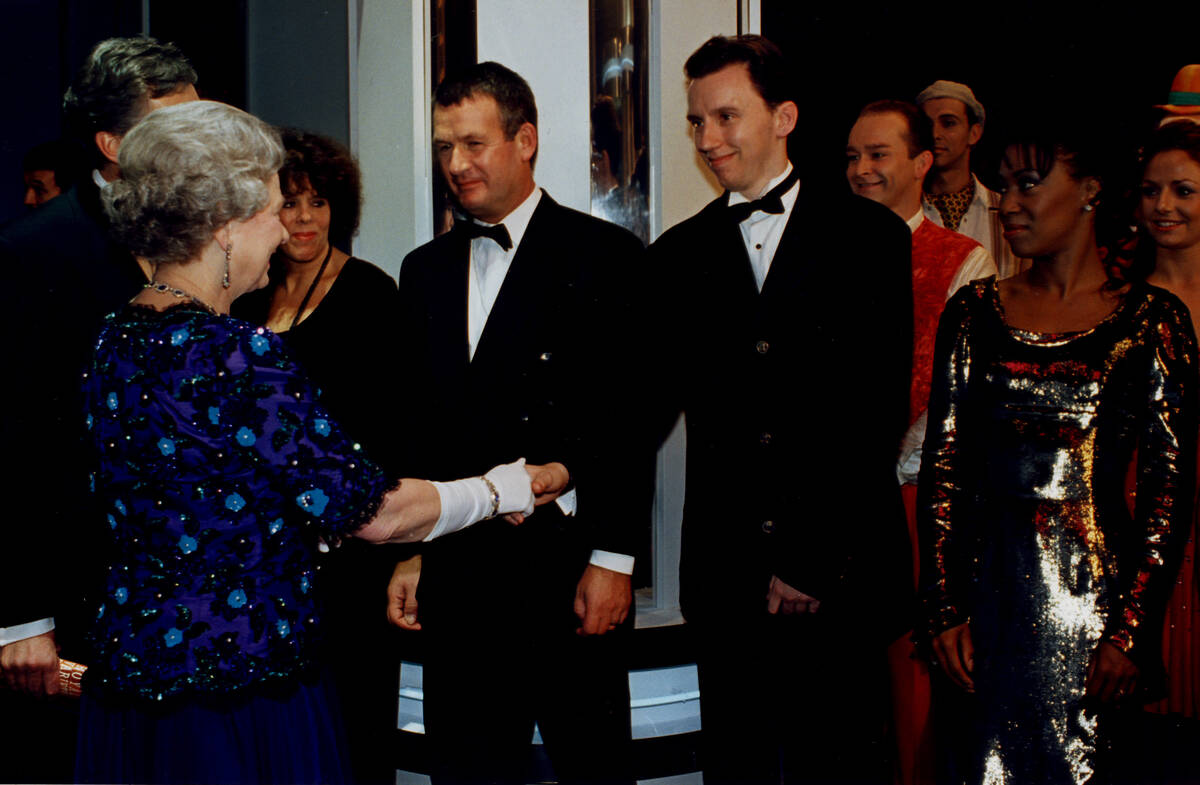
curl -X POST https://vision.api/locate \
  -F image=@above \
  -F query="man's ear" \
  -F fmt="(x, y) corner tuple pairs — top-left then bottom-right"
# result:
(95, 131), (122, 166)
(914, 149), (934, 181)
(775, 100), (798, 138)
(967, 122), (983, 147)
(516, 122), (538, 164)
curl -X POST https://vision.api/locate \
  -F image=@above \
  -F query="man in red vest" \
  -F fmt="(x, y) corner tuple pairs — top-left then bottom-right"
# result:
(846, 99), (995, 785)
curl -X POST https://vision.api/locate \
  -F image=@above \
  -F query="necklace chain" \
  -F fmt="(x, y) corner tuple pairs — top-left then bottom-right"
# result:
(143, 281), (218, 315)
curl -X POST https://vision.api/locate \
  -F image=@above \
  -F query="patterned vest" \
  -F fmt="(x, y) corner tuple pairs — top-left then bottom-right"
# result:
(910, 219), (982, 424)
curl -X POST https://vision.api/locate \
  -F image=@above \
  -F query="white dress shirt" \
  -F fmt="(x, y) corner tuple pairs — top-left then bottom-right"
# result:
(728, 163), (800, 291)
(465, 186), (633, 575)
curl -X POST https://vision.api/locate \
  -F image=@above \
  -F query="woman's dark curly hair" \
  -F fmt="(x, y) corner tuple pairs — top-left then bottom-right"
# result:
(278, 128), (363, 247)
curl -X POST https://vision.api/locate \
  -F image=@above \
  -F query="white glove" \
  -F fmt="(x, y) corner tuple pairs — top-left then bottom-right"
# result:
(424, 458), (535, 541)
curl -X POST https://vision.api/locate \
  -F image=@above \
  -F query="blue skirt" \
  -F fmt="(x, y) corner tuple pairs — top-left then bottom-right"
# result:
(75, 676), (351, 784)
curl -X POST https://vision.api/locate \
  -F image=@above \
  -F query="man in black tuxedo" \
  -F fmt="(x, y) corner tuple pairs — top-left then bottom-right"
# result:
(648, 36), (914, 784)
(386, 62), (646, 785)
(0, 36), (196, 782)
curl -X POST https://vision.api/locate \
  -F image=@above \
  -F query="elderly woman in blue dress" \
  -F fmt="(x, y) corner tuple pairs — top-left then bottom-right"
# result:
(76, 100), (567, 784)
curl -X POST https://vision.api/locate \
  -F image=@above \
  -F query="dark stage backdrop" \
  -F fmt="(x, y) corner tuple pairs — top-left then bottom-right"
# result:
(763, 1), (1200, 196)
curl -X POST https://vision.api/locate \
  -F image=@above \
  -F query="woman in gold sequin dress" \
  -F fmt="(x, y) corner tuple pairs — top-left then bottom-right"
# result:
(918, 122), (1199, 784)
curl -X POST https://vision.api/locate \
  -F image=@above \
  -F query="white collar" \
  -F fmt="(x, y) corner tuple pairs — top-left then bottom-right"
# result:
(92, 169), (112, 191)
(728, 162), (795, 205)
(473, 186), (542, 252)
(905, 209), (925, 233)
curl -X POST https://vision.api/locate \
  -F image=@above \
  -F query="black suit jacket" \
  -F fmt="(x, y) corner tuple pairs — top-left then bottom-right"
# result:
(649, 186), (914, 637)
(395, 193), (649, 619)
(0, 182), (146, 649)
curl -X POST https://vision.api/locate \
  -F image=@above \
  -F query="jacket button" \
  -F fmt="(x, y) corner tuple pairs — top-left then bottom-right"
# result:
(756, 340), (769, 354)
(519, 414), (530, 423)
(761, 520), (775, 533)
(760, 432), (772, 445)
(539, 352), (552, 362)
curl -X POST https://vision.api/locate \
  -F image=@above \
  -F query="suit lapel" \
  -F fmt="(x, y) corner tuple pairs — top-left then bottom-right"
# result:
(759, 189), (810, 302)
(470, 196), (554, 371)
(433, 230), (473, 376)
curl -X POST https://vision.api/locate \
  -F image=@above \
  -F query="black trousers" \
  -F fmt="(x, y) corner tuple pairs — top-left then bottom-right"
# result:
(418, 519), (634, 785)
(694, 610), (892, 785)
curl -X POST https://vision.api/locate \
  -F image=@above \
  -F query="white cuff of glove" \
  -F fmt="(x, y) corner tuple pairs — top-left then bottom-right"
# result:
(425, 458), (536, 542)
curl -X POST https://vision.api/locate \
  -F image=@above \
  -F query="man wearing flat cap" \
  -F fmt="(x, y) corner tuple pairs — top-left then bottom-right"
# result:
(916, 79), (1025, 279)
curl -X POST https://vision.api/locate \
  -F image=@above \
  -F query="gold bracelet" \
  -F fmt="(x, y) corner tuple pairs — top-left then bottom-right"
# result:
(480, 475), (500, 518)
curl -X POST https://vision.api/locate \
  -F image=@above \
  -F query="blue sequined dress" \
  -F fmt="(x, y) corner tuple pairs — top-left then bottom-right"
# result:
(75, 303), (390, 784)
(919, 279), (1198, 784)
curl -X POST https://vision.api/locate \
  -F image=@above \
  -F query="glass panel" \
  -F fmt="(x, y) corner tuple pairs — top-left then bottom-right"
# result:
(589, 0), (650, 245)
(430, 0), (476, 237)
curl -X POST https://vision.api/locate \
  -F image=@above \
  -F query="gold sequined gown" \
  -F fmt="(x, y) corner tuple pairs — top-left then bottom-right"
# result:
(919, 279), (1198, 784)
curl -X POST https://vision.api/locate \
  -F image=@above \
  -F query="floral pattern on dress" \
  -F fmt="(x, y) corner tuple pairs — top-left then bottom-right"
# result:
(83, 304), (388, 701)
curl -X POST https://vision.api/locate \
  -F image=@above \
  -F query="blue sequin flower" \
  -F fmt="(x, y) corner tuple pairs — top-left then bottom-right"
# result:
(299, 576), (310, 594)
(85, 414), (94, 430)
(208, 406), (221, 425)
(275, 619), (291, 638)
(295, 488), (330, 516)
(170, 328), (189, 346)
(268, 518), (284, 535)
(163, 628), (183, 647)
(114, 499), (127, 515)
(157, 438), (176, 456)
(250, 334), (270, 356)
(178, 535), (198, 554)
(236, 427), (257, 446)
(106, 392), (118, 410)
(114, 587), (128, 605)
(107, 514), (117, 529)
(227, 589), (247, 609)
(312, 418), (331, 437)
(96, 604), (105, 619)
(225, 493), (246, 512)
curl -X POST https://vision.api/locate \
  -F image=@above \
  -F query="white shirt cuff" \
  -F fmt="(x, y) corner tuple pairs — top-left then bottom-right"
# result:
(0, 617), (55, 647)
(590, 550), (635, 574)
(555, 488), (578, 516)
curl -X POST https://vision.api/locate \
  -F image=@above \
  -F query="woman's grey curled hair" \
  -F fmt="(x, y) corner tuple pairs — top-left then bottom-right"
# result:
(104, 101), (284, 266)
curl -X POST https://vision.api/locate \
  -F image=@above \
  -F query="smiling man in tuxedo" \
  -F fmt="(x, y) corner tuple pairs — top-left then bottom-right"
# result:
(648, 35), (914, 784)
(387, 61), (647, 785)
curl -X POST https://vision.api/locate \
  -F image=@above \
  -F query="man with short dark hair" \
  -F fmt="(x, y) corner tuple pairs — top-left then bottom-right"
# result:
(847, 99), (995, 785)
(916, 79), (1024, 278)
(387, 61), (645, 785)
(0, 35), (197, 783)
(650, 35), (913, 784)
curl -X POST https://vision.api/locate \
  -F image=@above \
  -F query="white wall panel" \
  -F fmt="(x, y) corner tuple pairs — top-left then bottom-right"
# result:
(475, 0), (591, 213)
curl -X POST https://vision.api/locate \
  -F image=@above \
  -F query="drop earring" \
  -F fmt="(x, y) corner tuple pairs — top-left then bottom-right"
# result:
(223, 242), (232, 289)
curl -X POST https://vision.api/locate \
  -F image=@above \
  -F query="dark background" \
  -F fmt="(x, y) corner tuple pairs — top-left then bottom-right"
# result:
(763, 1), (1200, 195)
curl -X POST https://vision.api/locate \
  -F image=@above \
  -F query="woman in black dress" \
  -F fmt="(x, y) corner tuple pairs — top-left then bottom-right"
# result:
(232, 129), (403, 784)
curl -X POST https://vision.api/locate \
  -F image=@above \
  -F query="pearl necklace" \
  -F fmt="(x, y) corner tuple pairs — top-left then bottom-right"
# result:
(143, 281), (218, 315)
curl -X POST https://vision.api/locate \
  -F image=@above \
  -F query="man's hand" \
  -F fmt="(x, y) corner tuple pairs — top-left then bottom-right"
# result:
(506, 461), (571, 524)
(931, 622), (975, 692)
(1085, 641), (1139, 705)
(574, 564), (632, 636)
(386, 555), (423, 631)
(766, 574), (820, 615)
(0, 631), (59, 696)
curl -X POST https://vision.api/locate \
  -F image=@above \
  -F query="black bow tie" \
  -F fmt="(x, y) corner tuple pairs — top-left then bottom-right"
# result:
(457, 219), (513, 251)
(726, 168), (800, 224)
